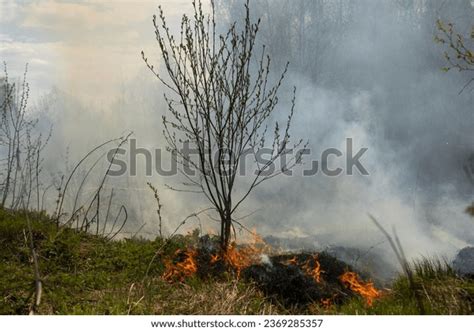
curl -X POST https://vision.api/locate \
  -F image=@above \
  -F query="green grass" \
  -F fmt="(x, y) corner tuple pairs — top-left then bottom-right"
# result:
(1, 208), (473, 314)
(0, 208), (276, 314)
(333, 259), (474, 315)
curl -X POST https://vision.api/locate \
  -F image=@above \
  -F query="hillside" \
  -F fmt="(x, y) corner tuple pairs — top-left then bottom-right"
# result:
(1, 208), (473, 315)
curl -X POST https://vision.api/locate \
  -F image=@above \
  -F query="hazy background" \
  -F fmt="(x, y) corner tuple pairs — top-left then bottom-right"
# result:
(1, 0), (473, 266)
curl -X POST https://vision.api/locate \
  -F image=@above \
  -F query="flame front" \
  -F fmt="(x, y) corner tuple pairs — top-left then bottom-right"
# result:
(163, 248), (198, 282)
(339, 271), (381, 306)
(163, 231), (268, 281)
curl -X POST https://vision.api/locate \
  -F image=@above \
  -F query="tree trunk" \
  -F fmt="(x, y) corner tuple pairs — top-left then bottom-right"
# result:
(220, 214), (232, 252)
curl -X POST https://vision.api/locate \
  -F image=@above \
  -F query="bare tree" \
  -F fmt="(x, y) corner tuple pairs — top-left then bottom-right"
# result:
(142, 0), (304, 251)
(0, 63), (50, 210)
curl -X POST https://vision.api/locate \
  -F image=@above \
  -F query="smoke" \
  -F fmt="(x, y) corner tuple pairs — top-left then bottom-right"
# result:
(228, 0), (474, 262)
(2, 0), (474, 266)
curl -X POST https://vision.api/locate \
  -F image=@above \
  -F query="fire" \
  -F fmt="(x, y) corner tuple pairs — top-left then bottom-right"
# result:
(302, 255), (322, 283)
(210, 254), (220, 264)
(339, 271), (381, 306)
(286, 256), (298, 265)
(219, 230), (269, 277)
(162, 248), (198, 282)
(163, 231), (269, 282)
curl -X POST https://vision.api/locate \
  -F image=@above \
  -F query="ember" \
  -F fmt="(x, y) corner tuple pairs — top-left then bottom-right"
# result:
(210, 254), (220, 264)
(320, 298), (332, 309)
(286, 256), (298, 265)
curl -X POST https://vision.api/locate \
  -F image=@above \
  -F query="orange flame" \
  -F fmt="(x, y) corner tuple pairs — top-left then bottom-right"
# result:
(302, 255), (322, 283)
(286, 256), (298, 265)
(221, 230), (269, 277)
(210, 253), (220, 264)
(163, 248), (198, 282)
(339, 271), (381, 306)
(223, 244), (261, 277)
(163, 231), (269, 281)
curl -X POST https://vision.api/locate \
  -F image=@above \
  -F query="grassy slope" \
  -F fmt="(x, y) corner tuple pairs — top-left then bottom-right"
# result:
(1, 208), (473, 315)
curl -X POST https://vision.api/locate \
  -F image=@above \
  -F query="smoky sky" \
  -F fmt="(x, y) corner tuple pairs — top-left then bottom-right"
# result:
(2, 0), (474, 262)
(213, 0), (474, 258)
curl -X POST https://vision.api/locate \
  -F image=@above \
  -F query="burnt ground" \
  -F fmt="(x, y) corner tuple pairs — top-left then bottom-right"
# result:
(242, 253), (356, 307)
(168, 237), (363, 308)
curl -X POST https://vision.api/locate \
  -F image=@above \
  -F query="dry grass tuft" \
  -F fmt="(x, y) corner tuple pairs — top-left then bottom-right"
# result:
(153, 279), (283, 315)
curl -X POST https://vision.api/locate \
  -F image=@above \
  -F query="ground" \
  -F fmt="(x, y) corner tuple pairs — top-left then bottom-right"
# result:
(1, 208), (473, 315)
